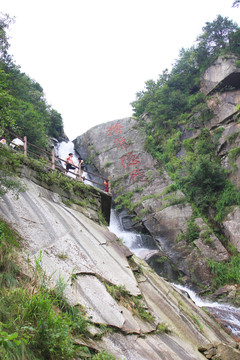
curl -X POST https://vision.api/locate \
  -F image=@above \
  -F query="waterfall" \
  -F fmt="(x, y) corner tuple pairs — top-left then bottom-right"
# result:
(108, 209), (160, 260)
(109, 209), (240, 340)
(57, 141), (240, 341)
(56, 141), (91, 184)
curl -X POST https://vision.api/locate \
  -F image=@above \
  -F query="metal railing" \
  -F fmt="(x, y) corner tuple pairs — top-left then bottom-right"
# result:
(1, 129), (111, 193)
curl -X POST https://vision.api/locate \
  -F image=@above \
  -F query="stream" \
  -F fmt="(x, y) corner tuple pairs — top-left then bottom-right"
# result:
(108, 209), (240, 341)
(57, 141), (240, 340)
(174, 284), (240, 340)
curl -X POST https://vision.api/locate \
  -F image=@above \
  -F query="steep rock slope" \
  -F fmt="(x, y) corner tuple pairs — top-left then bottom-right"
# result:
(0, 169), (238, 359)
(73, 117), (230, 290)
(200, 56), (240, 251)
(73, 56), (240, 297)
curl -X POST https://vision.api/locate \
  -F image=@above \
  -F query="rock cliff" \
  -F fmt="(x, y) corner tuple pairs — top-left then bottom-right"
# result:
(73, 117), (230, 291)
(187, 55), (240, 252)
(73, 56), (240, 300)
(0, 165), (239, 359)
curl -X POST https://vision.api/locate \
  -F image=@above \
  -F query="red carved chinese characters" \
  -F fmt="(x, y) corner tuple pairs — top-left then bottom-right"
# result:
(113, 137), (131, 151)
(105, 122), (147, 183)
(120, 151), (140, 169)
(106, 123), (123, 137)
(130, 169), (147, 182)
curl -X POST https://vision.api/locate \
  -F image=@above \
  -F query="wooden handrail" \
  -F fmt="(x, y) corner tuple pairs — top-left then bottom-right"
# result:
(2, 128), (110, 192)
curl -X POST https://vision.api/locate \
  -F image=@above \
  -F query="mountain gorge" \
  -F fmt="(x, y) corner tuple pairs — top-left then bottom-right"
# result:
(1, 11), (240, 360)
(0, 150), (239, 360)
(74, 55), (240, 303)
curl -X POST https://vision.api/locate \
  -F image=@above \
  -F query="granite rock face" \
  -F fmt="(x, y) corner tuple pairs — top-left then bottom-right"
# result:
(199, 343), (240, 360)
(206, 91), (240, 129)
(178, 55), (240, 251)
(200, 56), (240, 197)
(73, 117), (232, 288)
(73, 55), (240, 294)
(201, 55), (240, 95)
(223, 206), (240, 251)
(0, 171), (238, 359)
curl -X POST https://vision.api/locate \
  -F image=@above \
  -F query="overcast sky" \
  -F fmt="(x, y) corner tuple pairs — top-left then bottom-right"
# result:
(1, 0), (239, 140)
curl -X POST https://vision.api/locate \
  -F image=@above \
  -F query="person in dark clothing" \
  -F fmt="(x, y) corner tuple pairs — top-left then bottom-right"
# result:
(78, 157), (85, 170)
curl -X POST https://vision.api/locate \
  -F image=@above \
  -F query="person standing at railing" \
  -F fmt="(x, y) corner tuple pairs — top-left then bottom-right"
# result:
(65, 153), (77, 174)
(0, 138), (7, 145)
(10, 138), (24, 148)
(78, 157), (84, 169)
(77, 157), (86, 182)
(104, 180), (109, 192)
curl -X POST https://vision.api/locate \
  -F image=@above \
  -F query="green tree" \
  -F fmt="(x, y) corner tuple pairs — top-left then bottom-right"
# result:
(0, 13), (14, 61)
(197, 15), (239, 56)
(0, 12), (64, 146)
(0, 64), (15, 132)
(178, 156), (228, 213)
(229, 28), (240, 55)
(46, 109), (64, 140)
(170, 47), (200, 92)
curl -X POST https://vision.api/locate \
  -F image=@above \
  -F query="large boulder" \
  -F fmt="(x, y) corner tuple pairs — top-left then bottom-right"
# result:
(201, 55), (240, 95)
(74, 117), (232, 288)
(206, 91), (240, 129)
(223, 206), (240, 251)
(199, 343), (240, 360)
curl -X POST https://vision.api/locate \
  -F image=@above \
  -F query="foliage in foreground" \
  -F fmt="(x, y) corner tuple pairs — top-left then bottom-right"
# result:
(0, 220), (117, 360)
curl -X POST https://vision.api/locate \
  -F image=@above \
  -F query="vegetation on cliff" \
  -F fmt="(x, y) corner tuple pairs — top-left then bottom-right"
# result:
(131, 14), (240, 289)
(0, 13), (64, 147)
(0, 8), (240, 357)
(131, 14), (240, 124)
(132, 15), (240, 217)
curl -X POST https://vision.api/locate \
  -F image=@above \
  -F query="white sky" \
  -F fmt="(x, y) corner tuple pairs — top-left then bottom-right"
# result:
(1, 0), (239, 140)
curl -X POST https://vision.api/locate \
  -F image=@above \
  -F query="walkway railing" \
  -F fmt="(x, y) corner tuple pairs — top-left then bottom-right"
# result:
(1, 129), (111, 193)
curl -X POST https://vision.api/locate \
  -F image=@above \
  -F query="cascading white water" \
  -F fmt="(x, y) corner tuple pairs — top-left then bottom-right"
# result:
(108, 209), (160, 260)
(109, 210), (240, 340)
(174, 283), (240, 339)
(56, 141), (91, 184)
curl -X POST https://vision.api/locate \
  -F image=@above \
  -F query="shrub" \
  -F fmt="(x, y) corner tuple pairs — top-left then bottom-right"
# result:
(215, 180), (240, 222)
(178, 155), (227, 213)
(103, 161), (112, 168)
(114, 192), (134, 212)
(92, 350), (116, 360)
(0, 219), (91, 360)
(104, 284), (154, 322)
(229, 147), (240, 160)
(185, 218), (200, 243)
(209, 256), (240, 289)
